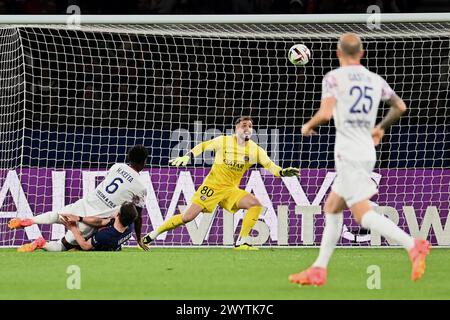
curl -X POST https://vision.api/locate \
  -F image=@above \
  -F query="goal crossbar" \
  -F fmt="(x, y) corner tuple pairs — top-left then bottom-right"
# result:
(0, 13), (450, 25)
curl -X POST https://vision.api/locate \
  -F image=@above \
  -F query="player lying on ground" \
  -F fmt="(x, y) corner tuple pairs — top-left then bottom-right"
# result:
(143, 116), (299, 250)
(9, 145), (150, 251)
(289, 33), (430, 286)
(17, 201), (138, 252)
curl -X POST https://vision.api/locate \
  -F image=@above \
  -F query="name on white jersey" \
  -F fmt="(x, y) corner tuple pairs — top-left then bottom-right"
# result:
(116, 167), (134, 183)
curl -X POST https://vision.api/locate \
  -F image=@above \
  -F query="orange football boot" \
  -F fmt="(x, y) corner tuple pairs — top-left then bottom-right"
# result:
(17, 237), (46, 253)
(289, 266), (327, 286)
(8, 218), (34, 229)
(409, 238), (431, 281)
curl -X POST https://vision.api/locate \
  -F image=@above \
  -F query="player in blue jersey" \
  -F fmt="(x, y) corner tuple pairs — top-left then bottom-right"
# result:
(61, 201), (138, 251)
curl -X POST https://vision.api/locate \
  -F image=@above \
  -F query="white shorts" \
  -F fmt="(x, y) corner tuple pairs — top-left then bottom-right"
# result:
(58, 198), (118, 218)
(331, 159), (378, 207)
(64, 223), (96, 245)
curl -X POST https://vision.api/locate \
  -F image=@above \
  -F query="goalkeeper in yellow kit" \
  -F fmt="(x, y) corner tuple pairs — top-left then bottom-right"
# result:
(142, 116), (299, 250)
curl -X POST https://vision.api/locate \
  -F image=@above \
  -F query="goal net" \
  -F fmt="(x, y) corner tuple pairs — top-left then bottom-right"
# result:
(0, 18), (449, 247)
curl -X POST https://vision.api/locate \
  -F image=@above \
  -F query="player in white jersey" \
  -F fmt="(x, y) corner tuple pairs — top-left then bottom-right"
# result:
(9, 145), (149, 252)
(289, 33), (430, 286)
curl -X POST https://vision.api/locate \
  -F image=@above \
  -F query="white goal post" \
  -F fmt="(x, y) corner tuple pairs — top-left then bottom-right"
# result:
(0, 14), (449, 247)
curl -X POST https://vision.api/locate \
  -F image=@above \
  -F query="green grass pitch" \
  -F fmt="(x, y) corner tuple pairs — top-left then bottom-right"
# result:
(0, 247), (449, 300)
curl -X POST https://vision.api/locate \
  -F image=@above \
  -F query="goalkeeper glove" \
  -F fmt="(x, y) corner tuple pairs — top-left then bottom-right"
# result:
(280, 167), (300, 177)
(169, 154), (191, 167)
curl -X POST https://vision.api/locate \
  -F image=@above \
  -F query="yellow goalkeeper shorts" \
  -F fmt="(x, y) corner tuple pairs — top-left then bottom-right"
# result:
(191, 183), (249, 214)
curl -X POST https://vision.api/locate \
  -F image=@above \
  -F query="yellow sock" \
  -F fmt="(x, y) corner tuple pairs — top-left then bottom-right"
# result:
(239, 206), (263, 239)
(156, 214), (185, 234)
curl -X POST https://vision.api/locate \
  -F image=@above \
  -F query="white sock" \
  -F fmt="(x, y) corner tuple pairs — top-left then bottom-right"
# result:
(361, 210), (414, 250)
(43, 241), (66, 252)
(313, 213), (343, 268)
(236, 236), (249, 246)
(149, 230), (158, 240)
(32, 211), (61, 225)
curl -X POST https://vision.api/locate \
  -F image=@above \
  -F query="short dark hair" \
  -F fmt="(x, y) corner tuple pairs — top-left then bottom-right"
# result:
(127, 145), (148, 165)
(118, 201), (138, 227)
(235, 116), (253, 125)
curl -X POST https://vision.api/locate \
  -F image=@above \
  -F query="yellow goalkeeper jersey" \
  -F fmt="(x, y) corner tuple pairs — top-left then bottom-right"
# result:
(190, 135), (282, 188)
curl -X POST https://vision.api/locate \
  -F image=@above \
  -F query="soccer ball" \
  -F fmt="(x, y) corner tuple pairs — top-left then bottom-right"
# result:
(288, 44), (311, 66)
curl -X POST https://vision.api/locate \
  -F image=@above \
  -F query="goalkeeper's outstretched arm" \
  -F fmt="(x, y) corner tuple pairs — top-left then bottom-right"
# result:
(134, 207), (149, 251)
(257, 147), (299, 177)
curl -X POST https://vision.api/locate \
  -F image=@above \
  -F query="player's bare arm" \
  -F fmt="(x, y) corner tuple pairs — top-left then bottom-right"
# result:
(134, 207), (149, 251)
(372, 93), (407, 146)
(11, 145), (149, 253)
(301, 96), (336, 136)
(258, 147), (300, 177)
(60, 214), (111, 228)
